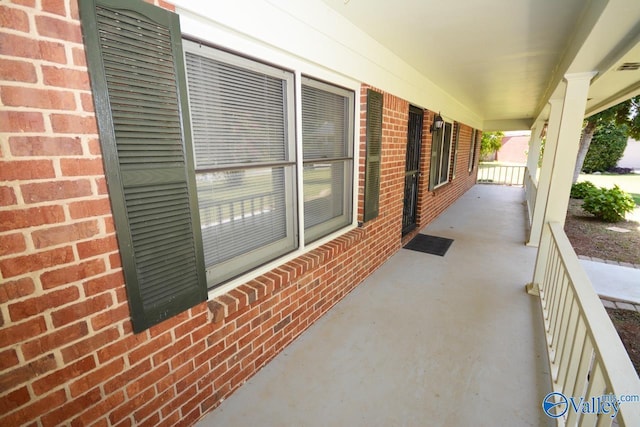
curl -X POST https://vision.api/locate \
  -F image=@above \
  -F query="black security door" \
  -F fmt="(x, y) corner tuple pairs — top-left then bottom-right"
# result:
(402, 106), (424, 235)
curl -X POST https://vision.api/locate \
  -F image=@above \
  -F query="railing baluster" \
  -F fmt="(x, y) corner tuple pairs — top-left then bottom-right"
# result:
(538, 222), (640, 426)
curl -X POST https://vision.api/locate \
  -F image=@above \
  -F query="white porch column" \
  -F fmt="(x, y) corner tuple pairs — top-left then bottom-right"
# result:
(526, 98), (563, 247)
(525, 120), (544, 182)
(527, 72), (596, 294)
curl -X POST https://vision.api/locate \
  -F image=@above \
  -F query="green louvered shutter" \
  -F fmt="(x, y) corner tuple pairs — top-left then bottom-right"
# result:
(363, 89), (383, 222)
(79, 0), (207, 332)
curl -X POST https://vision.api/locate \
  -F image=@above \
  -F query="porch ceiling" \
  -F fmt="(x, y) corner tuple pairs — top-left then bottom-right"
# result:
(322, 0), (640, 130)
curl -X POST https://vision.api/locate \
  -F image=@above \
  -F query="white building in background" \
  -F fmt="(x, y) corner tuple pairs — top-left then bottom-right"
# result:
(617, 138), (640, 172)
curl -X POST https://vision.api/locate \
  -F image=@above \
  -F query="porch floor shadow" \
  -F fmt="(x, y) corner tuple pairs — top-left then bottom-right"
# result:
(197, 185), (553, 427)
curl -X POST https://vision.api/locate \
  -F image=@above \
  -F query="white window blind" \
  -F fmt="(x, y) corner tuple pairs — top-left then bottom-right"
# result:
(301, 78), (354, 243)
(184, 41), (297, 286)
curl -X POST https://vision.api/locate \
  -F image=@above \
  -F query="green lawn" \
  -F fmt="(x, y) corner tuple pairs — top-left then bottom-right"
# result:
(576, 173), (640, 205)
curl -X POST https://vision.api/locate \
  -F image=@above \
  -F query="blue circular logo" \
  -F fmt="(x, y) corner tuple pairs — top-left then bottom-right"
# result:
(543, 392), (568, 418)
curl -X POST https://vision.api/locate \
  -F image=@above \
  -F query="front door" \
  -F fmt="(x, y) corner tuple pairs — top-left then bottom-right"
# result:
(402, 106), (424, 235)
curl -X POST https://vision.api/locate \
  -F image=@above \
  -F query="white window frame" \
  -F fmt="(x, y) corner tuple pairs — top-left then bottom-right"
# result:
(433, 121), (454, 189)
(178, 16), (360, 297)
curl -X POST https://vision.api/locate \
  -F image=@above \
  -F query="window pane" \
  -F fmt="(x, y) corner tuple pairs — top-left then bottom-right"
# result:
(439, 122), (453, 184)
(302, 84), (348, 160)
(304, 161), (346, 228)
(301, 78), (354, 243)
(197, 167), (295, 282)
(184, 41), (297, 286)
(185, 50), (289, 168)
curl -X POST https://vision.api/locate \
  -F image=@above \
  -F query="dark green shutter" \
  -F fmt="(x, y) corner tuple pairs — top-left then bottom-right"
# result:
(363, 89), (383, 222)
(79, 0), (207, 332)
(451, 123), (460, 180)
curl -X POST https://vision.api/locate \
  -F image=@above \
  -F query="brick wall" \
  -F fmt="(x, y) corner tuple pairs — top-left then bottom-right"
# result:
(0, 2), (478, 426)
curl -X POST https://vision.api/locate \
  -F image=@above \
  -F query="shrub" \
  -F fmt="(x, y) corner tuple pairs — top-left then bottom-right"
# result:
(570, 181), (597, 199)
(582, 185), (636, 222)
(582, 122), (628, 173)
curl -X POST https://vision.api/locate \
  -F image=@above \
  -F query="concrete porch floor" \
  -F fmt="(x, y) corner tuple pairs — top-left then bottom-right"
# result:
(197, 185), (553, 426)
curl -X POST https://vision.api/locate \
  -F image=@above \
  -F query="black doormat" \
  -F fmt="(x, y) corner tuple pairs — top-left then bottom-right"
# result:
(404, 234), (453, 256)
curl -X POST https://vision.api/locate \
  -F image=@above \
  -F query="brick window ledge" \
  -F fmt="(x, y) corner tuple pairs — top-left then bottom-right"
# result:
(207, 227), (367, 323)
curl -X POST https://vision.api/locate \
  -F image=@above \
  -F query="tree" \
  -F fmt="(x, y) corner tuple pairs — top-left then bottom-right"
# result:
(480, 131), (504, 161)
(572, 96), (640, 183)
(581, 122), (628, 173)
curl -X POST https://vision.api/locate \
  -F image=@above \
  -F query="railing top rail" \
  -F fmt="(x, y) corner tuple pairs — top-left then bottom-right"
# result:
(546, 221), (640, 421)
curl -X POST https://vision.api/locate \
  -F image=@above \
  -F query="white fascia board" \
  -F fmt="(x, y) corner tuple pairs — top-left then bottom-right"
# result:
(171, 0), (483, 129)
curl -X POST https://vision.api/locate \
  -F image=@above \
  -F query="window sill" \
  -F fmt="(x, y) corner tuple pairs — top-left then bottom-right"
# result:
(206, 225), (365, 323)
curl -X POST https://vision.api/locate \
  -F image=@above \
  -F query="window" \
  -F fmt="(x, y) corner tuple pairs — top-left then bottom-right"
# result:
(184, 41), (297, 286)
(469, 129), (478, 173)
(429, 120), (454, 189)
(81, 0), (356, 330)
(301, 78), (354, 243)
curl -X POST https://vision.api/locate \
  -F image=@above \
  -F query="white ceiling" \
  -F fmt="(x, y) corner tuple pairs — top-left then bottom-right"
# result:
(322, 0), (640, 130)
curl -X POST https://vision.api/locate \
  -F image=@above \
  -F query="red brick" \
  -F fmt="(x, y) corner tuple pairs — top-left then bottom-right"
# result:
(9, 284), (79, 322)
(81, 92), (94, 111)
(0, 246), (75, 278)
(0, 186), (17, 206)
(0, 205), (65, 232)
(0, 58), (37, 82)
(92, 301), (130, 331)
(73, 47), (87, 67)
(126, 362), (170, 400)
(50, 113), (98, 134)
(36, 15), (82, 43)
(0, 232), (26, 256)
(0, 5), (29, 32)
(0, 33), (66, 63)
(1, 161), (56, 184)
(41, 0), (66, 16)
(96, 177), (108, 195)
(41, 387), (101, 426)
(71, 390), (125, 427)
(0, 348), (20, 371)
(0, 315), (45, 348)
(0, 386), (30, 414)
(60, 158), (105, 176)
(32, 355), (96, 395)
(128, 331), (172, 366)
(52, 293), (113, 327)
(61, 326), (120, 364)
(0, 388), (65, 427)
(21, 179), (92, 203)
(21, 321), (88, 361)
(0, 111), (45, 132)
(109, 385), (154, 424)
(103, 358), (152, 396)
(9, 136), (83, 156)
(43, 66), (90, 90)
(41, 258), (106, 289)
(11, 0), (36, 6)
(32, 220), (100, 249)
(0, 277), (35, 304)
(1, 86), (76, 110)
(0, 353), (56, 393)
(77, 234), (118, 259)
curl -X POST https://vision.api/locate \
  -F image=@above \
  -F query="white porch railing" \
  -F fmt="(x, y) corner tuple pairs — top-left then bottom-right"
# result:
(524, 168), (537, 225)
(539, 222), (640, 426)
(477, 162), (526, 186)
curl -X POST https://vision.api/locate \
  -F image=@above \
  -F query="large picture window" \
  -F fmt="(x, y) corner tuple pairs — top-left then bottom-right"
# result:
(301, 78), (354, 243)
(183, 42), (355, 287)
(184, 41), (297, 286)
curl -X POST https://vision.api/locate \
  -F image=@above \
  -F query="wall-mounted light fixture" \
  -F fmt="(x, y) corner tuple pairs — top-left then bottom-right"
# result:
(430, 112), (444, 133)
